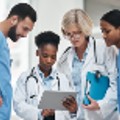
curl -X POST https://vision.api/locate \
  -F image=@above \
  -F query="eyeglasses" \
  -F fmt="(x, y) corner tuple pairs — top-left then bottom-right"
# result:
(64, 31), (82, 40)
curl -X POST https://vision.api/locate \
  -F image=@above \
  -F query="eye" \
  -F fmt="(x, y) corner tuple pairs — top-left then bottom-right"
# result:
(101, 29), (111, 34)
(105, 30), (111, 34)
(65, 32), (71, 36)
(42, 54), (48, 58)
(51, 55), (56, 60)
(23, 27), (29, 32)
(74, 31), (82, 34)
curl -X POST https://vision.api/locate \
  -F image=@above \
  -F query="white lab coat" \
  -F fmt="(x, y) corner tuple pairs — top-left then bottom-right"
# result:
(57, 37), (119, 120)
(13, 66), (76, 120)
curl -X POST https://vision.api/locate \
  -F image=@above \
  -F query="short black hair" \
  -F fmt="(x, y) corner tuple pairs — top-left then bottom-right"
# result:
(8, 3), (37, 22)
(35, 31), (60, 49)
(101, 9), (120, 28)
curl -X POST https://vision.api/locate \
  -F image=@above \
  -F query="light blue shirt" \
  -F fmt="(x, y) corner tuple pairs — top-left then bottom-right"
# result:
(37, 66), (56, 119)
(0, 31), (12, 120)
(38, 67), (56, 90)
(72, 48), (88, 120)
(117, 49), (120, 113)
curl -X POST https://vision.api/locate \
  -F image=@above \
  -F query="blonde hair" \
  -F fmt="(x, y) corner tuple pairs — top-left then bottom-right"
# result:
(61, 9), (93, 36)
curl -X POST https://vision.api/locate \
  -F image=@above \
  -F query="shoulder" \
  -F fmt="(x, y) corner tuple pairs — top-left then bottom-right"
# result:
(94, 38), (117, 62)
(94, 38), (114, 54)
(0, 32), (6, 47)
(96, 39), (117, 55)
(95, 38), (106, 48)
(16, 68), (34, 85)
(55, 70), (68, 80)
(57, 46), (72, 64)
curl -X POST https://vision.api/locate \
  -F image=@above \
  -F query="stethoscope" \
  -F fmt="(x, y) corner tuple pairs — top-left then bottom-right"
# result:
(25, 67), (61, 101)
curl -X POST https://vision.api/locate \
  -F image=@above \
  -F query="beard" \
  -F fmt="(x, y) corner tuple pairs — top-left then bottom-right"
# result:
(8, 25), (18, 42)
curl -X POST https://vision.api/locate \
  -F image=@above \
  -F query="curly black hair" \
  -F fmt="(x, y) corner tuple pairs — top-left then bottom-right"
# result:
(35, 31), (60, 49)
(101, 9), (120, 28)
(8, 3), (37, 22)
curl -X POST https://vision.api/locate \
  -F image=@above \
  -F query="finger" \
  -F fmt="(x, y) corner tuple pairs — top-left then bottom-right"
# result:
(82, 102), (97, 111)
(63, 102), (77, 112)
(62, 98), (71, 105)
(63, 97), (77, 108)
(49, 109), (55, 114)
(44, 109), (54, 116)
(47, 109), (54, 113)
(68, 96), (76, 104)
(63, 101), (70, 107)
(87, 95), (94, 102)
(68, 95), (76, 101)
(82, 104), (92, 110)
(82, 104), (90, 109)
(63, 99), (76, 108)
(42, 110), (48, 116)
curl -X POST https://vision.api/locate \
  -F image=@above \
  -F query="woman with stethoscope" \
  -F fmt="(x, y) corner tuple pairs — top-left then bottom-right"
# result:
(13, 31), (77, 120)
(57, 9), (119, 120)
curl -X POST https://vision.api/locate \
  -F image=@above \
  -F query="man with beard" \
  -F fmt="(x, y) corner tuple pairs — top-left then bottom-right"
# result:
(0, 3), (37, 120)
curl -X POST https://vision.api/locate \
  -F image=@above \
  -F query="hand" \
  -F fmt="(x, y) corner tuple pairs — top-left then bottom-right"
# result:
(0, 97), (3, 106)
(62, 96), (78, 113)
(41, 109), (55, 117)
(82, 95), (100, 111)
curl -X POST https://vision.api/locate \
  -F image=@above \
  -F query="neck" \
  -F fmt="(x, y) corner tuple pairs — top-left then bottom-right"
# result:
(75, 40), (88, 60)
(44, 71), (51, 77)
(117, 41), (120, 48)
(0, 19), (11, 37)
(39, 65), (51, 77)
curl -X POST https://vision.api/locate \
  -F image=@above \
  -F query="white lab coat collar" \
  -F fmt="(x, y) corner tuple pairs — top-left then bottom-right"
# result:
(33, 66), (59, 91)
(82, 37), (95, 71)
(66, 37), (95, 72)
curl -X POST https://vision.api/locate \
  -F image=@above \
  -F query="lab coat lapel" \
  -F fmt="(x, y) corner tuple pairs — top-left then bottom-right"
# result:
(67, 48), (74, 73)
(34, 66), (44, 85)
(35, 66), (58, 90)
(51, 79), (58, 90)
(82, 38), (94, 70)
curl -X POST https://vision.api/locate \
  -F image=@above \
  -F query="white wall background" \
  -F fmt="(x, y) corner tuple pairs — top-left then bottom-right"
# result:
(85, 0), (120, 38)
(29, 0), (84, 68)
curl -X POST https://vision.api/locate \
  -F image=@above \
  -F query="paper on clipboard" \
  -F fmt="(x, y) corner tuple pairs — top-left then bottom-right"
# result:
(38, 90), (76, 110)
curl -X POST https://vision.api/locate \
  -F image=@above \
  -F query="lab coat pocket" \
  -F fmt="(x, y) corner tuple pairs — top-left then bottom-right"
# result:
(91, 64), (107, 76)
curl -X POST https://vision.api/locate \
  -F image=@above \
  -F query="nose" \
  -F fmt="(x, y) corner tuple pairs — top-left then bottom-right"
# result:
(102, 33), (107, 40)
(69, 34), (76, 41)
(46, 57), (53, 64)
(23, 31), (29, 37)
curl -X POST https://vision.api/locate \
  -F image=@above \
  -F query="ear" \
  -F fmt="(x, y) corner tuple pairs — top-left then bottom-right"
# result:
(10, 15), (18, 26)
(118, 26), (120, 35)
(118, 26), (120, 30)
(36, 50), (39, 56)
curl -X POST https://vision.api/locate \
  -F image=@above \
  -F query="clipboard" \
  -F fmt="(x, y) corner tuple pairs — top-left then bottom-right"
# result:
(83, 72), (109, 105)
(38, 90), (76, 110)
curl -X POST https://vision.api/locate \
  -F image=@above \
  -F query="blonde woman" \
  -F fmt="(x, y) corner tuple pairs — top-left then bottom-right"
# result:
(57, 9), (118, 120)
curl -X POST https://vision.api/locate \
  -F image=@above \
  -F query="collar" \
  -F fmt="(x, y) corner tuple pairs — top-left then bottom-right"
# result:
(72, 43), (90, 62)
(37, 65), (57, 80)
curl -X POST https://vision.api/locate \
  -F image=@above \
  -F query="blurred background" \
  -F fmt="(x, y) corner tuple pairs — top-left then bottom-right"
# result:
(0, 0), (119, 119)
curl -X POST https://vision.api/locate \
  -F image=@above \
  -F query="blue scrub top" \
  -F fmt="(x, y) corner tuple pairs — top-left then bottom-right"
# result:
(0, 31), (12, 120)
